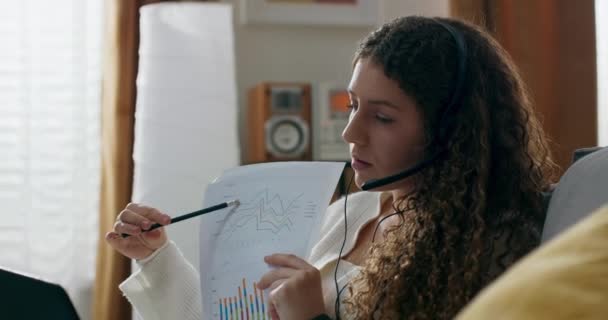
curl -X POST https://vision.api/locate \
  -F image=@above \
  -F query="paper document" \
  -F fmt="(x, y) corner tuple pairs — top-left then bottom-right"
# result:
(199, 161), (345, 319)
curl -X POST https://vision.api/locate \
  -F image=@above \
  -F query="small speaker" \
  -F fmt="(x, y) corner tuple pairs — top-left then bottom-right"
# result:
(313, 82), (351, 161)
(246, 82), (312, 163)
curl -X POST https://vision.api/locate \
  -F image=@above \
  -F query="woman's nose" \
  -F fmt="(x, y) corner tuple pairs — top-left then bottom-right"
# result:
(342, 112), (366, 146)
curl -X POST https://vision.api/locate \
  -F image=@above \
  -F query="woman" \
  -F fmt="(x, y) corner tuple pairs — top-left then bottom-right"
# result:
(106, 16), (555, 319)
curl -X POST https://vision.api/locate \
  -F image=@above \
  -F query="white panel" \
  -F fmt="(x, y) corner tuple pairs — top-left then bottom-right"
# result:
(134, 2), (240, 272)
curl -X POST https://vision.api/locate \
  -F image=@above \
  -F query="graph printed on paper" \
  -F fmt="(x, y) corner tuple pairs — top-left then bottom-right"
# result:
(203, 184), (326, 319)
(211, 277), (271, 320)
(211, 187), (319, 242)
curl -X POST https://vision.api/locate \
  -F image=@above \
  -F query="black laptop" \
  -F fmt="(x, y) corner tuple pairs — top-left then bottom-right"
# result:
(0, 267), (80, 320)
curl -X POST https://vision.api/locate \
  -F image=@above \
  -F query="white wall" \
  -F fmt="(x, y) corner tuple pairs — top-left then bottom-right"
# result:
(597, 0), (608, 146)
(223, 0), (449, 160)
(381, 0), (449, 21)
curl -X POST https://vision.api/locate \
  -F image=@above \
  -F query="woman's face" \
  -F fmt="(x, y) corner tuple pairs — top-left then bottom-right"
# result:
(343, 58), (427, 192)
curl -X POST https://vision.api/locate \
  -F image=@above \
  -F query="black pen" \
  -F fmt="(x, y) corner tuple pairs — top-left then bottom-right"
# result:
(122, 199), (240, 238)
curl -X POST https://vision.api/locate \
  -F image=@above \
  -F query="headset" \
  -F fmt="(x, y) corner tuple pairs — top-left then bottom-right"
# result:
(333, 19), (468, 318)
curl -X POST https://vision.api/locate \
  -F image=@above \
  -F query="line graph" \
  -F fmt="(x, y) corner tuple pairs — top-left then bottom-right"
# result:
(214, 188), (315, 240)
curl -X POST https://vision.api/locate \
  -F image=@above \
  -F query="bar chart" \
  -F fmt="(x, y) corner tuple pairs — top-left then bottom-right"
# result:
(217, 278), (269, 320)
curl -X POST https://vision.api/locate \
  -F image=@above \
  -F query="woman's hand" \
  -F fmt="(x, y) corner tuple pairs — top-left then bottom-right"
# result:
(257, 254), (326, 320)
(105, 203), (172, 260)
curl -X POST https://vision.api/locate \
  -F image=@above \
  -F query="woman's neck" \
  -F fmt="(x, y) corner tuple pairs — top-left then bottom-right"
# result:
(373, 193), (402, 237)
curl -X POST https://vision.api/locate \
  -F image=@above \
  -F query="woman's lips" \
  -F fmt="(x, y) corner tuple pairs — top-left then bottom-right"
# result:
(351, 157), (372, 171)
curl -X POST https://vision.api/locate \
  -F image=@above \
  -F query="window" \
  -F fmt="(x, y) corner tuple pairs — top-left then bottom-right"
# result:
(0, 0), (103, 318)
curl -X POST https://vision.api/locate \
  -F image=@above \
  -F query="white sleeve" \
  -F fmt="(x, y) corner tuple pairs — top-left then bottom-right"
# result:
(119, 241), (202, 320)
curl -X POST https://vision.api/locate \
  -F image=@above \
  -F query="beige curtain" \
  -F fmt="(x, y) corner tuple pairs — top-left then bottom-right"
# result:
(449, 0), (494, 31)
(450, 0), (597, 174)
(93, 0), (139, 319)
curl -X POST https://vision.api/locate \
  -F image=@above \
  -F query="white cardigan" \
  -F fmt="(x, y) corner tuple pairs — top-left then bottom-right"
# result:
(119, 191), (386, 320)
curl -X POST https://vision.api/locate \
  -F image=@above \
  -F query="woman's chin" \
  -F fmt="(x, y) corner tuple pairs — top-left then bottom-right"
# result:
(353, 172), (370, 190)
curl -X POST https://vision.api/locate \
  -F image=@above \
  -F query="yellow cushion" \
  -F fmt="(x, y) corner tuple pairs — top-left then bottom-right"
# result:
(457, 205), (608, 320)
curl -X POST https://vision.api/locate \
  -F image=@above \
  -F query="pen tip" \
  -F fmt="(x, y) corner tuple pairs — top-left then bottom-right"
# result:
(228, 199), (240, 207)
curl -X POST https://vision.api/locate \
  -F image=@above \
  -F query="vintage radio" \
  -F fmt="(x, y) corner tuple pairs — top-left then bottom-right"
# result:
(246, 82), (312, 163)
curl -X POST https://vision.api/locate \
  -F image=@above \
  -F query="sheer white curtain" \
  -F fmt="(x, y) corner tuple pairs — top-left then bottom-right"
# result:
(0, 0), (103, 318)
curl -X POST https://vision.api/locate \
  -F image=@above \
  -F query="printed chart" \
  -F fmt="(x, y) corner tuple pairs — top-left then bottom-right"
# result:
(216, 278), (268, 320)
(199, 162), (345, 319)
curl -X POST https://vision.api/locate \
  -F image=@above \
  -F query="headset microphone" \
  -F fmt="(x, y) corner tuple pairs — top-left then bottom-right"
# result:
(360, 152), (442, 190)
(359, 19), (467, 192)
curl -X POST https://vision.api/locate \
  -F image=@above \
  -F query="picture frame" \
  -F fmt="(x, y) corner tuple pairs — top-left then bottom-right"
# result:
(240, 0), (380, 27)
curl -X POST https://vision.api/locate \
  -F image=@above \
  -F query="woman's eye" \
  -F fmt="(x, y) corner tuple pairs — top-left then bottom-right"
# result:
(376, 114), (393, 123)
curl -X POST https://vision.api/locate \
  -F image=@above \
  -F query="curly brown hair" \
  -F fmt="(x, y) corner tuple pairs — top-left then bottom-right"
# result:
(343, 16), (556, 319)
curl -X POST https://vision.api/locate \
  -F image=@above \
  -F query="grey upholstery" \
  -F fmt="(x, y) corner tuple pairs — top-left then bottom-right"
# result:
(541, 146), (608, 242)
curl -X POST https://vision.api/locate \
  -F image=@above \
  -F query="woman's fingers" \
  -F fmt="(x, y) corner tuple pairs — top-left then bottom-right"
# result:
(125, 203), (171, 225)
(137, 229), (164, 249)
(269, 308), (280, 320)
(105, 203), (170, 260)
(267, 278), (287, 320)
(258, 254), (315, 289)
(268, 301), (281, 320)
(256, 254), (325, 320)
(114, 204), (171, 237)
(105, 231), (155, 260)
(116, 209), (152, 231)
(257, 267), (296, 290)
(113, 219), (142, 236)
(268, 278), (287, 295)
(264, 253), (312, 270)
(105, 231), (129, 247)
